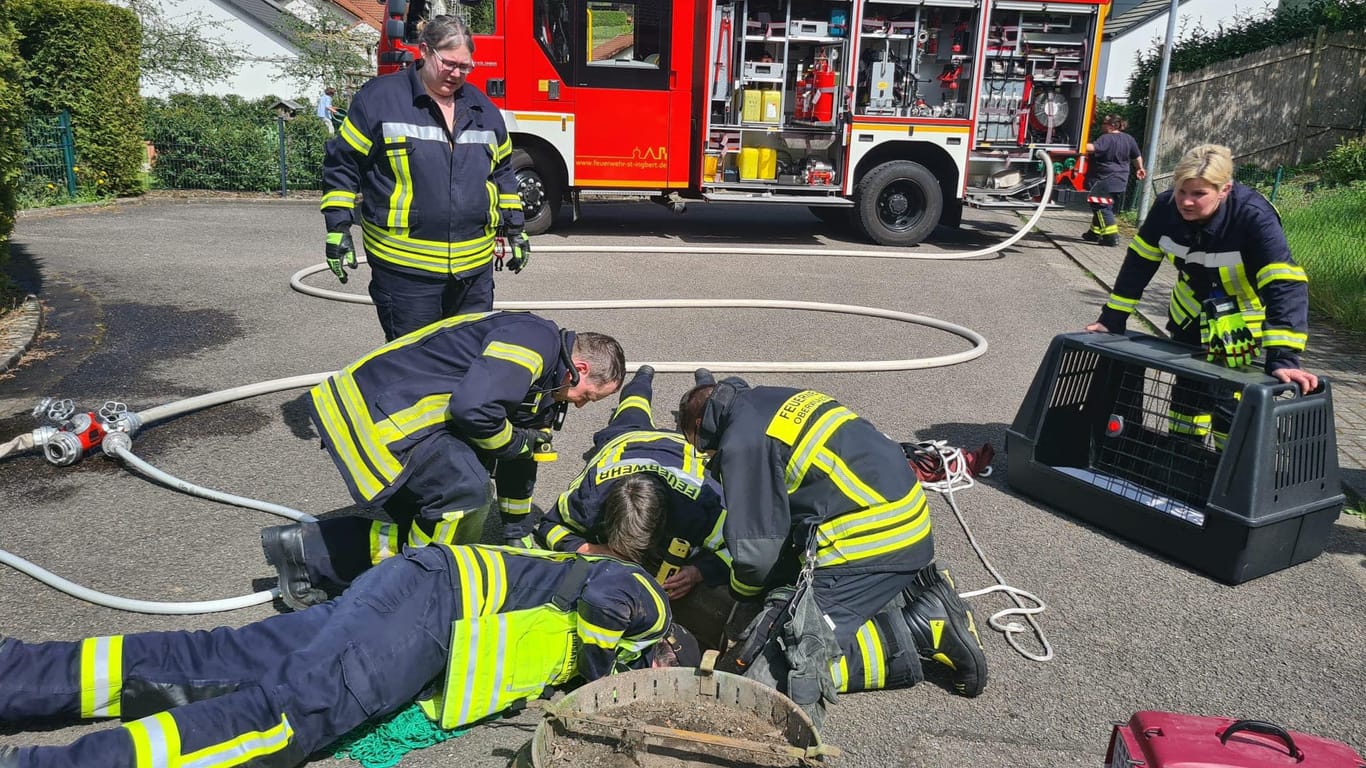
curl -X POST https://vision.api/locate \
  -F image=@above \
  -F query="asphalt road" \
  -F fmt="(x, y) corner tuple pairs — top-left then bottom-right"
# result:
(2, 198), (1363, 767)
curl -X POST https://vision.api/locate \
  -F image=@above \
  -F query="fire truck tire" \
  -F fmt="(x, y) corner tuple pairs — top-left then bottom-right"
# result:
(512, 148), (563, 236)
(854, 160), (943, 247)
(808, 205), (855, 231)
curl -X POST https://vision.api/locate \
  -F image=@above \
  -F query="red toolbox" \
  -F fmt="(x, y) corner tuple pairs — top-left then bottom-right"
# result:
(1108, 711), (1366, 767)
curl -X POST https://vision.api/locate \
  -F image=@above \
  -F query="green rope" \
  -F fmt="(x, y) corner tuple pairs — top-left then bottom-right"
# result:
(331, 703), (468, 768)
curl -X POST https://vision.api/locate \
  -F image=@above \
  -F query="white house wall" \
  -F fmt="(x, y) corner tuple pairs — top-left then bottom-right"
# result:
(140, 0), (310, 100)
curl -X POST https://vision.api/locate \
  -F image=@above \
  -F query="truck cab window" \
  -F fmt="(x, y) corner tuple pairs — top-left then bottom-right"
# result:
(577, 0), (671, 89)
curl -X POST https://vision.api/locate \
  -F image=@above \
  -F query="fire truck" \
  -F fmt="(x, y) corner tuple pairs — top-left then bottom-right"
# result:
(377, 0), (1108, 245)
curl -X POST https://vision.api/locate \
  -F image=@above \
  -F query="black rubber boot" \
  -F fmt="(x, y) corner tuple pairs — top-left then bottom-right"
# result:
(261, 524), (328, 612)
(1081, 229), (1100, 242)
(903, 565), (988, 697)
(1099, 235), (1119, 247)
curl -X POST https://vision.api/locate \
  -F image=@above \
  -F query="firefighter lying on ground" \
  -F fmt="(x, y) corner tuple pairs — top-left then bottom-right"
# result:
(1086, 143), (1317, 448)
(0, 474), (676, 768)
(262, 310), (625, 611)
(677, 373), (988, 728)
(321, 15), (529, 342)
(535, 364), (738, 646)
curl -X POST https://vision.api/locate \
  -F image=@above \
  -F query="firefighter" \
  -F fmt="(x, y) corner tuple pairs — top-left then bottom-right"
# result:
(0, 475), (674, 768)
(1082, 113), (1146, 246)
(262, 311), (625, 611)
(1087, 143), (1317, 445)
(321, 15), (528, 342)
(677, 376), (988, 727)
(536, 365), (735, 645)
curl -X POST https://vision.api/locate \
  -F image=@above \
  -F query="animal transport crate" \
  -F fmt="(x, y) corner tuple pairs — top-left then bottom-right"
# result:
(1006, 332), (1343, 584)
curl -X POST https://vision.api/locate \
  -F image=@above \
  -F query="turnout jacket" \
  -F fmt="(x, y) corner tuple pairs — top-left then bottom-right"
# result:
(321, 64), (523, 278)
(309, 312), (573, 506)
(699, 380), (934, 598)
(1098, 183), (1310, 374)
(537, 370), (733, 585)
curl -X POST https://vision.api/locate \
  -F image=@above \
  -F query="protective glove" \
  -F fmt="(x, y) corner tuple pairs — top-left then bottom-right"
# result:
(1201, 298), (1257, 369)
(493, 426), (554, 461)
(505, 229), (531, 273)
(325, 229), (358, 284)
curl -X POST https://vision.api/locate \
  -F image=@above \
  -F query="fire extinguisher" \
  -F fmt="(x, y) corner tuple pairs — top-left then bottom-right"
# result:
(951, 21), (968, 53)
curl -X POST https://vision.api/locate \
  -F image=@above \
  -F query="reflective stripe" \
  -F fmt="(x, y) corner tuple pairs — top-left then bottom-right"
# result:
(1262, 328), (1308, 350)
(1130, 234), (1162, 262)
(334, 372), (404, 482)
(814, 489), (932, 568)
(1168, 410), (1212, 436)
(1158, 235), (1242, 268)
(613, 395), (651, 422)
(1170, 278), (1201, 325)
(1256, 262), (1307, 288)
(369, 522), (398, 565)
(320, 190), (357, 210)
(80, 635), (123, 718)
(831, 655), (849, 693)
(1106, 293), (1140, 314)
(1218, 264), (1257, 304)
(338, 116), (372, 154)
(470, 420), (513, 450)
(376, 394), (451, 442)
(382, 121), (447, 143)
(577, 616), (624, 648)
(180, 713), (294, 768)
(493, 136), (513, 162)
(783, 406), (859, 492)
(498, 193), (522, 209)
(857, 621), (885, 690)
(359, 220), (495, 275)
(484, 341), (545, 378)
(125, 711), (177, 768)
(386, 138), (414, 230)
(729, 570), (765, 597)
(621, 573), (668, 655)
(457, 129), (498, 145)
(499, 497), (533, 518)
(544, 522), (576, 548)
(310, 382), (385, 500)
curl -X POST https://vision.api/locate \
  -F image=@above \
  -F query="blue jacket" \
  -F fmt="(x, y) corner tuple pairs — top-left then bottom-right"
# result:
(321, 64), (523, 278)
(1099, 182), (1310, 373)
(309, 312), (571, 506)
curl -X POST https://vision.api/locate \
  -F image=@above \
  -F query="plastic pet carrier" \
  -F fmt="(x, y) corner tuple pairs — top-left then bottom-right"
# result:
(1107, 711), (1366, 767)
(1007, 332), (1343, 584)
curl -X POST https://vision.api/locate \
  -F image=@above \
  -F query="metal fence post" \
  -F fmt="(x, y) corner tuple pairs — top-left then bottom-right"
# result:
(277, 116), (289, 197)
(58, 109), (77, 197)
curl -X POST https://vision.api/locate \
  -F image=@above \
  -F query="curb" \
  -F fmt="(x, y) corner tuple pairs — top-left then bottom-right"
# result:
(0, 294), (43, 374)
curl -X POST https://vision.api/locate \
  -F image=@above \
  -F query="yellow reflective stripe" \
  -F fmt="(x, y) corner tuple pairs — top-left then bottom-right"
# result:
(484, 341), (545, 378)
(359, 221), (495, 274)
(452, 546), (484, 618)
(858, 621), (885, 690)
(369, 522), (399, 566)
(498, 497), (533, 519)
(476, 547), (508, 613)
(814, 491), (932, 567)
(375, 394), (453, 443)
(80, 635), (123, 718)
(450, 611), (505, 727)
(334, 372), (403, 483)
(577, 616), (624, 648)
(545, 522), (575, 548)
(310, 383), (385, 500)
(1171, 279), (1200, 323)
(1168, 411), (1212, 436)
(1261, 329), (1308, 350)
(1256, 262), (1307, 288)
(1130, 234), (1162, 262)
(412, 517), (465, 548)
(494, 136), (512, 162)
(784, 406), (858, 491)
(125, 711), (179, 768)
(498, 193), (522, 209)
(817, 486), (924, 544)
(320, 190), (357, 210)
(620, 573), (667, 654)
(703, 509), (727, 552)
(386, 139), (414, 229)
(613, 395), (652, 423)
(729, 570), (765, 597)
(811, 448), (884, 506)
(1106, 293), (1140, 314)
(470, 420), (513, 450)
(360, 221), (497, 258)
(485, 180), (500, 229)
(831, 655), (850, 693)
(1219, 264), (1257, 303)
(180, 713), (294, 768)
(339, 116), (372, 154)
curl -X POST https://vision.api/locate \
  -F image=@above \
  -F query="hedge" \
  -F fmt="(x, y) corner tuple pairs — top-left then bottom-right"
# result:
(0, 12), (24, 284)
(11, 0), (143, 197)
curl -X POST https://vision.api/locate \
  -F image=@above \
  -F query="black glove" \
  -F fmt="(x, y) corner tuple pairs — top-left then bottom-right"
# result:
(505, 229), (531, 273)
(493, 427), (553, 460)
(325, 229), (357, 284)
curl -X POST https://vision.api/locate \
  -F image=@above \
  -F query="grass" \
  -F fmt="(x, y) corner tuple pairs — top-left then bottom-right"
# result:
(1275, 181), (1366, 333)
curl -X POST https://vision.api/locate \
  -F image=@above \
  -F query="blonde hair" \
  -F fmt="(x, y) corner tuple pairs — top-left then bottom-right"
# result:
(1172, 144), (1234, 189)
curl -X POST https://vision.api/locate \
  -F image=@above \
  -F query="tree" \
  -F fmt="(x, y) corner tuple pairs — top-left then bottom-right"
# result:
(276, 9), (374, 96)
(110, 0), (241, 93)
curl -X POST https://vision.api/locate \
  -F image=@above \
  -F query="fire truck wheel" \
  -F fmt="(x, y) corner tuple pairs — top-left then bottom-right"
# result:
(511, 148), (563, 236)
(855, 160), (943, 247)
(808, 205), (855, 231)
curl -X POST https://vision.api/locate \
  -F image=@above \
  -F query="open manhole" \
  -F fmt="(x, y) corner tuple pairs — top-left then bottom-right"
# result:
(529, 665), (837, 767)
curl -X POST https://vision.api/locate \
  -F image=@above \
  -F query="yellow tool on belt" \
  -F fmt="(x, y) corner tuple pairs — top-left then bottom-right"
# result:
(655, 537), (691, 583)
(531, 429), (558, 462)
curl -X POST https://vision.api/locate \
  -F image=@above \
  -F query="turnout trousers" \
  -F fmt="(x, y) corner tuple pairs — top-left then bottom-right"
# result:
(0, 547), (456, 768)
(1087, 178), (1127, 242)
(368, 260), (494, 342)
(300, 431), (537, 592)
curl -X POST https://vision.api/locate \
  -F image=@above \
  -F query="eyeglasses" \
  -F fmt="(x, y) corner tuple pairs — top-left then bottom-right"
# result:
(423, 46), (475, 74)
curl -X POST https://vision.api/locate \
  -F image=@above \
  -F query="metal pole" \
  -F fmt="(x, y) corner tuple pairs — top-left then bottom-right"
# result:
(277, 116), (288, 197)
(1137, 0), (1181, 223)
(59, 110), (77, 198)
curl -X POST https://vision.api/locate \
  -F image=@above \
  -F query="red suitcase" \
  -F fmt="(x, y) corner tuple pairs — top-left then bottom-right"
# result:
(1107, 711), (1366, 767)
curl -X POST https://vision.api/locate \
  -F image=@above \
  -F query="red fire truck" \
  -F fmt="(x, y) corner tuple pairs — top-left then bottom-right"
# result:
(377, 0), (1108, 245)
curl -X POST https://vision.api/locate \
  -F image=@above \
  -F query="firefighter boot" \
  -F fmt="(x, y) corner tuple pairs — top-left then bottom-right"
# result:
(261, 524), (328, 612)
(1081, 229), (1100, 242)
(903, 565), (988, 697)
(1098, 234), (1119, 247)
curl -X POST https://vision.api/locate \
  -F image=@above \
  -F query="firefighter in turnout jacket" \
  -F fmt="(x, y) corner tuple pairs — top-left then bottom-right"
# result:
(678, 376), (987, 726)
(262, 311), (625, 611)
(1087, 144), (1317, 445)
(0, 476), (672, 768)
(320, 16), (528, 342)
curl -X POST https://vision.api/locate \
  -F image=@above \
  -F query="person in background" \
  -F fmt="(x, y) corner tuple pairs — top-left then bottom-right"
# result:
(316, 86), (338, 134)
(1083, 113), (1146, 246)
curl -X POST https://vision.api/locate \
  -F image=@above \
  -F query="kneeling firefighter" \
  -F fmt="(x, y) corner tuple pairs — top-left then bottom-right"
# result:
(262, 311), (625, 610)
(678, 373), (988, 727)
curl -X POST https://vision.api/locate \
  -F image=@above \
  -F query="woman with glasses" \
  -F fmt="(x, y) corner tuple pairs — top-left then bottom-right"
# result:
(320, 15), (531, 343)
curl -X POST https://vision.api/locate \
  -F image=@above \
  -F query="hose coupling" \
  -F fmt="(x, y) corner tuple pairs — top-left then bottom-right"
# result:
(101, 430), (133, 458)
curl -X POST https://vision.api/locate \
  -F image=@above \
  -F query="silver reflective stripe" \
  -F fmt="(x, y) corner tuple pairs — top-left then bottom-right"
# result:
(1159, 236), (1242, 268)
(142, 714), (172, 768)
(457, 130), (497, 145)
(457, 618), (483, 725)
(381, 122), (447, 142)
(181, 716), (294, 768)
(90, 636), (116, 717)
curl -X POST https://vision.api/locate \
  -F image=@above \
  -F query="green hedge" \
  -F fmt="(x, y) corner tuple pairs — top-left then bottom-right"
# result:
(0, 12), (24, 286)
(12, 0), (143, 197)
(144, 94), (329, 192)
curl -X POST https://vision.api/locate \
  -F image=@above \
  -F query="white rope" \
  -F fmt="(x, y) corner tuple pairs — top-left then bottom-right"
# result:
(912, 440), (1054, 663)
